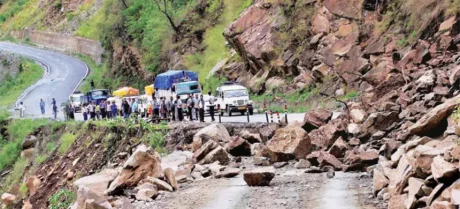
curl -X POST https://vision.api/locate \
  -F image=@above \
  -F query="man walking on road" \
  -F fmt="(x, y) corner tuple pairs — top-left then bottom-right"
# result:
(51, 98), (58, 119)
(208, 92), (215, 122)
(40, 99), (45, 115)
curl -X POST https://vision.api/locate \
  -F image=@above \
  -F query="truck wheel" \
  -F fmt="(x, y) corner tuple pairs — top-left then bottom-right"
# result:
(240, 111), (245, 115)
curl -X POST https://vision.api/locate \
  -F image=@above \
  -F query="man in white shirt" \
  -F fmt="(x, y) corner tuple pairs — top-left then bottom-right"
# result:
(18, 102), (26, 118)
(208, 91), (215, 122)
(175, 95), (183, 121)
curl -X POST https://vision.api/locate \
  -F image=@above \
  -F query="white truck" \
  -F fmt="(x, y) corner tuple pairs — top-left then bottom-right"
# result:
(215, 82), (254, 116)
(69, 92), (85, 112)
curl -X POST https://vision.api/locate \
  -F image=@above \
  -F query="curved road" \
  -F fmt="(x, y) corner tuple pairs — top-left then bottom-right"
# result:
(0, 42), (88, 119)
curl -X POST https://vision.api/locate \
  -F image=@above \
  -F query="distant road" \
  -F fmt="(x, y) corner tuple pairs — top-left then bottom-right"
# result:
(0, 42), (88, 119)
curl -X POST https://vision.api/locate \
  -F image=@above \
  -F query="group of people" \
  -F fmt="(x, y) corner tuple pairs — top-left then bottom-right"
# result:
(80, 100), (119, 121)
(34, 98), (58, 119)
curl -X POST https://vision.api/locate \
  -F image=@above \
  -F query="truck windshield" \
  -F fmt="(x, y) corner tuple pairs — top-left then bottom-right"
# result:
(90, 90), (109, 99)
(176, 83), (200, 95)
(225, 90), (248, 98)
(71, 96), (81, 102)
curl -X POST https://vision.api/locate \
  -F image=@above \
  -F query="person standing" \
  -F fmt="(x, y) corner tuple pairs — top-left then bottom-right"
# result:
(187, 94), (194, 121)
(67, 104), (75, 120)
(199, 94), (205, 122)
(194, 94), (200, 121)
(100, 100), (107, 119)
(18, 102), (26, 118)
(131, 99), (138, 118)
(82, 104), (88, 121)
(88, 101), (96, 120)
(40, 99), (45, 115)
(208, 92), (215, 122)
(153, 97), (160, 119)
(110, 101), (118, 119)
(169, 96), (175, 121)
(90, 79), (95, 89)
(51, 98), (58, 119)
(122, 100), (130, 119)
(176, 95), (183, 121)
(95, 103), (101, 120)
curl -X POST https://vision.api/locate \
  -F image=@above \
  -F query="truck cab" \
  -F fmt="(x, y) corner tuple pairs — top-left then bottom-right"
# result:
(69, 92), (84, 112)
(82, 89), (111, 105)
(215, 82), (253, 116)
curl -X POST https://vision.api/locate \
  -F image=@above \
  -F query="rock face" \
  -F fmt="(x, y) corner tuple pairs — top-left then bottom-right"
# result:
(409, 94), (460, 136)
(243, 168), (276, 186)
(226, 137), (251, 156)
(105, 145), (163, 195)
(266, 125), (312, 162)
(74, 169), (118, 196)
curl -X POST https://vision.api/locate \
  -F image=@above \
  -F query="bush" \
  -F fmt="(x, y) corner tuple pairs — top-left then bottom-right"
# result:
(49, 189), (75, 209)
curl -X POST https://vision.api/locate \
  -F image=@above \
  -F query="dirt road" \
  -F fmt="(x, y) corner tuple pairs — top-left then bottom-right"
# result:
(136, 163), (382, 209)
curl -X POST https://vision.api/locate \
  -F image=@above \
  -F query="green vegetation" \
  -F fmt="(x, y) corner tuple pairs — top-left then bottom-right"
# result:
(49, 189), (75, 209)
(75, 0), (117, 40)
(0, 0), (43, 31)
(0, 59), (43, 106)
(46, 141), (57, 152)
(34, 154), (47, 164)
(1, 158), (27, 193)
(58, 133), (76, 154)
(18, 182), (28, 197)
(77, 55), (120, 92)
(0, 0), (32, 24)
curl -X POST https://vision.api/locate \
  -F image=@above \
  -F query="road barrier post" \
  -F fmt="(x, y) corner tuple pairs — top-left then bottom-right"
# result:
(270, 110), (273, 123)
(284, 104), (288, 124)
(264, 103), (269, 123)
(246, 105), (250, 123)
(218, 104), (221, 123)
(276, 111), (280, 123)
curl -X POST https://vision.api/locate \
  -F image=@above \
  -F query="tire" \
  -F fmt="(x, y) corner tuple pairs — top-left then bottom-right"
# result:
(240, 111), (245, 115)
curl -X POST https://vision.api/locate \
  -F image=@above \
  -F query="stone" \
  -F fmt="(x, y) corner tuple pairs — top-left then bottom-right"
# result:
(431, 201), (456, 209)
(164, 168), (178, 191)
(266, 125), (312, 162)
(302, 108), (332, 132)
(312, 13), (330, 34)
(347, 123), (360, 135)
(192, 124), (231, 151)
(1, 193), (16, 206)
(141, 177), (173, 192)
(135, 183), (158, 201)
(344, 150), (379, 170)
(363, 61), (391, 86)
(105, 145), (162, 195)
(243, 167), (276, 186)
(431, 155), (458, 182)
(26, 175), (41, 194)
(328, 137), (349, 158)
(22, 200), (32, 209)
(383, 139), (401, 159)
(253, 156), (270, 166)
(451, 189), (460, 205)
(409, 94), (460, 136)
(225, 137), (251, 157)
(439, 16), (457, 33)
(191, 171), (203, 180)
(350, 109), (366, 123)
(388, 194), (407, 209)
(193, 140), (219, 163)
(21, 148), (35, 160)
(373, 168), (389, 195)
(22, 135), (38, 150)
(358, 111), (399, 139)
(408, 177), (425, 198)
(112, 197), (134, 209)
(305, 166), (322, 173)
(74, 186), (113, 209)
(199, 146), (230, 165)
(239, 130), (262, 143)
(67, 171), (75, 180)
(427, 184), (445, 206)
(295, 159), (311, 169)
(307, 151), (343, 170)
(309, 121), (346, 150)
(327, 169), (335, 178)
(363, 39), (385, 56)
(324, 0), (362, 20)
(215, 168), (240, 178)
(273, 162), (288, 169)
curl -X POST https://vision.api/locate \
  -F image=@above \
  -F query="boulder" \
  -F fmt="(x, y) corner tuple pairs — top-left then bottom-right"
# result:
(312, 13), (330, 34)
(267, 125), (312, 162)
(431, 201), (456, 209)
(193, 140), (219, 163)
(22, 200), (32, 209)
(451, 189), (460, 205)
(243, 167), (276, 186)
(215, 168), (240, 178)
(431, 155), (458, 182)
(75, 186), (113, 209)
(328, 137), (349, 158)
(26, 175), (41, 194)
(323, 0), (362, 20)
(302, 108), (332, 132)
(344, 150), (379, 171)
(408, 177), (425, 199)
(225, 137), (251, 156)
(439, 16), (457, 33)
(105, 145), (163, 195)
(358, 111), (399, 139)
(373, 168), (389, 195)
(388, 194), (407, 209)
(135, 183), (158, 201)
(22, 135), (38, 150)
(199, 146), (230, 165)
(306, 151), (343, 170)
(309, 121), (346, 150)
(363, 61), (391, 86)
(239, 130), (262, 143)
(192, 124), (231, 151)
(112, 197), (135, 209)
(1, 193), (16, 206)
(295, 159), (311, 169)
(164, 168), (178, 190)
(74, 169), (118, 197)
(409, 94), (460, 136)
(141, 177), (173, 192)
(350, 109), (366, 123)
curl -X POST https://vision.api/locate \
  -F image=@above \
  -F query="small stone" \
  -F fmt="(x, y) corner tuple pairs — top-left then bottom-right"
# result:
(273, 162), (288, 169)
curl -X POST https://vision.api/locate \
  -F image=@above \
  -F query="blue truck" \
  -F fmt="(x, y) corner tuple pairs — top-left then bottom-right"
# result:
(154, 70), (201, 101)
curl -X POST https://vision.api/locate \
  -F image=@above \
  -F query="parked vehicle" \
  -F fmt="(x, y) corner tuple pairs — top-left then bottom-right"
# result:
(154, 70), (201, 100)
(81, 89), (111, 105)
(69, 92), (84, 112)
(215, 82), (253, 116)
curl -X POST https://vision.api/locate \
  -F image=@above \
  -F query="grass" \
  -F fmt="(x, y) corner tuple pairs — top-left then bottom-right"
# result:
(0, 0), (42, 31)
(18, 182), (28, 197)
(58, 133), (76, 154)
(76, 54), (121, 93)
(0, 0), (32, 25)
(75, 0), (113, 40)
(1, 158), (27, 193)
(46, 141), (57, 152)
(49, 189), (75, 209)
(0, 59), (44, 107)
(34, 154), (47, 164)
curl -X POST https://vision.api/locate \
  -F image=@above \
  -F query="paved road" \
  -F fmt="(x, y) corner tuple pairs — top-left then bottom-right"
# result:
(0, 42), (88, 119)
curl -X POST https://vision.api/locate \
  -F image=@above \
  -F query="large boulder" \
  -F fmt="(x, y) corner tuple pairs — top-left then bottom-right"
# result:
(135, 183), (158, 201)
(225, 137), (251, 157)
(328, 137), (349, 158)
(409, 94), (460, 136)
(193, 140), (219, 163)
(26, 176), (41, 195)
(199, 147), (230, 165)
(309, 120), (346, 150)
(431, 155), (458, 182)
(74, 186), (113, 209)
(302, 108), (333, 132)
(192, 124), (231, 151)
(306, 151), (343, 170)
(1, 193), (16, 206)
(22, 135), (38, 150)
(343, 150), (379, 171)
(74, 169), (118, 197)
(266, 125), (312, 162)
(243, 167), (276, 186)
(373, 168), (389, 195)
(358, 111), (399, 139)
(105, 145), (163, 195)
(239, 130), (262, 144)
(164, 168), (178, 191)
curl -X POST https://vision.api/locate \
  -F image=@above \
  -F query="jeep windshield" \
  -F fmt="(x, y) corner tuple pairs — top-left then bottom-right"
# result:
(225, 90), (248, 98)
(90, 90), (109, 100)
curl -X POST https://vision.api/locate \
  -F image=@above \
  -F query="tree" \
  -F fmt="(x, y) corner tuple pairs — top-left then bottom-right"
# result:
(152, 0), (180, 34)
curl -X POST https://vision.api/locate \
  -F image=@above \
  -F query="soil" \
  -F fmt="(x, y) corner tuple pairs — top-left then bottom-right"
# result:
(135, 158), (384, 209)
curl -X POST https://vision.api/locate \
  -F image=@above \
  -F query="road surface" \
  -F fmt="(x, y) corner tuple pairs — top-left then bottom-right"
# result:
(0, 42), (88, 119)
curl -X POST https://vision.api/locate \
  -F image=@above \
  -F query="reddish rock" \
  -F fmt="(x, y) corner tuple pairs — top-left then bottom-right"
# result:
(302, 108), (333, 132)
(243, 168), (276, 186)
(226, 137), (251, 157)
(439, 16), (457, 33)
(344, 150), (379, 171)
(363, 60), (391, 86)
(363, 39), (385, 56)
(1, 193), (16, 206)
(309, 120), (346, 150)
(200, 147), (230, 165)
(312, 13), (330, 34)
(323, 0), (362, 20)
(431, 155), (458, 182)
(328, 137), (349, 158)
(373, 168), (389, 195)
(306, 151), (343, 170)
(193, 140), (218, 163)
(267, 125), (312, 162)
(164, 168), (178, 191)
(358, 111), (399, 139)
